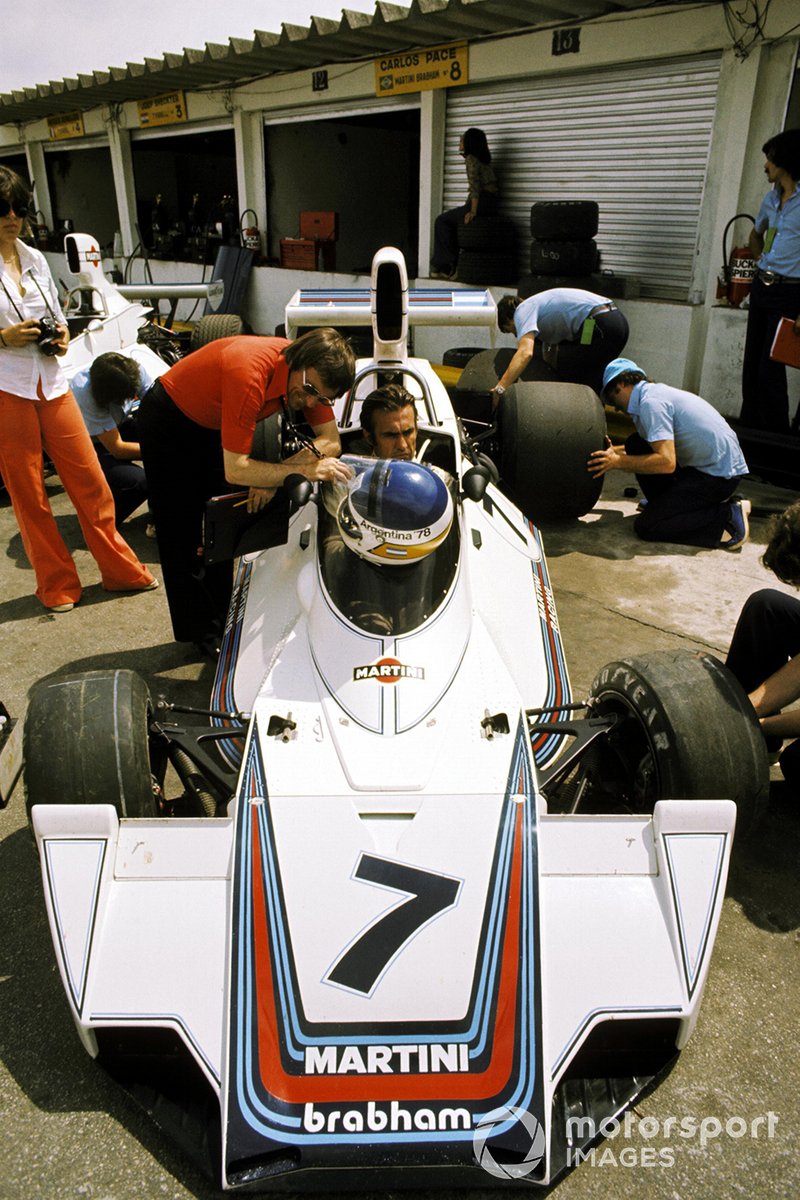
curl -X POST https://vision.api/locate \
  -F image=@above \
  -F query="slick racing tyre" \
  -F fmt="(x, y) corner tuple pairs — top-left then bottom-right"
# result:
(457, 218), (516, 252)
(576, 652), (769, 833)
(24, 670), (158, 820)
(499, 381), (606, 521)
(530, 239), (599, 277)
(530, 200), (599, 241)
(189, 312), (245, 351)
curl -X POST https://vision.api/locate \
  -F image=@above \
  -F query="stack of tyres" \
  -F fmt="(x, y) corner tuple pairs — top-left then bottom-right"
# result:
(519, 201), (599, 297)
(455, 217), (517, 285)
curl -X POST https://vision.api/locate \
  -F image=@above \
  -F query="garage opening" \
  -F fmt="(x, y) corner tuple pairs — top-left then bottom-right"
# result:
(264, 108), (420, 276)
(44, 144), (119, 254)
(131, 126), (238, 261)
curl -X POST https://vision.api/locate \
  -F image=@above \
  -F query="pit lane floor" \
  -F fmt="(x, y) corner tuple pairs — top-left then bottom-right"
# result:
(1, 469), (798, 1200)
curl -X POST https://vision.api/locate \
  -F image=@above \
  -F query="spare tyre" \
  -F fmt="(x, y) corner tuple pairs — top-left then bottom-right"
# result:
(530, 240), (599, 277)
(190, 312), (245, 351)
(499, 381), (605, 521)
(530, 200), (599, 240)
(457, 218), (516, 252)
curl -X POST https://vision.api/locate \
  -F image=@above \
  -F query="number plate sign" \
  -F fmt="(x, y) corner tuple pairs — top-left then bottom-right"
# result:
(375, 41), (468, 96)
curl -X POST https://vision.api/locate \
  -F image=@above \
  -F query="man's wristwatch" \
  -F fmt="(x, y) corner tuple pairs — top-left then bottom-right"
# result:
(494, 384), (505, 396)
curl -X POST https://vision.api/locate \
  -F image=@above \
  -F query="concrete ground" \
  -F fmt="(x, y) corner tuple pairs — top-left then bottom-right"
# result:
(1, 468), (799, 1200)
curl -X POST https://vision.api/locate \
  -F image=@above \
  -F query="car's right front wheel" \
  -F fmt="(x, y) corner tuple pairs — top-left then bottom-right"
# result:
(552, 651), (769, 835)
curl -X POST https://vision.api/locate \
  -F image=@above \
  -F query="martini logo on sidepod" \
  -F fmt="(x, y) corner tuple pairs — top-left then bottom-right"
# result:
(353, 657), (425, 684)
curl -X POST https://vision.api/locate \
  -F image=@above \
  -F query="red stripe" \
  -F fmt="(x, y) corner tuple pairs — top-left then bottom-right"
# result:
(249, 802), (525, 1103)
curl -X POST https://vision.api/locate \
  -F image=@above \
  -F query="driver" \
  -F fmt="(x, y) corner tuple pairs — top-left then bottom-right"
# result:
(359, 383), (418, 461)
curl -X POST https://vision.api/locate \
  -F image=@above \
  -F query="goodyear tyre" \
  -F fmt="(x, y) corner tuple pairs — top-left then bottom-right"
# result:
(24, 670), (157, 820)
(584, 652), (769, 833)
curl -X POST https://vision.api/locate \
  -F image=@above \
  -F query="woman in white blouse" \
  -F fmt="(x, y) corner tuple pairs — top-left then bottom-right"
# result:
(0, 166), (156, 611)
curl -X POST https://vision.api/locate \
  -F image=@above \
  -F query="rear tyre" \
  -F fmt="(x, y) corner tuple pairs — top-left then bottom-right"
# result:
(189, 313), (245, 351)
(499, 382), (605, 521)
(24, 670), (158, 820)
(442, 346), (484, 369)
(575, 653), (769, 833)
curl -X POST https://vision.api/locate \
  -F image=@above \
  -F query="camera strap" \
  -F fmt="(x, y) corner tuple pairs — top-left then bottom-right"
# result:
(1, 273), (59, 323)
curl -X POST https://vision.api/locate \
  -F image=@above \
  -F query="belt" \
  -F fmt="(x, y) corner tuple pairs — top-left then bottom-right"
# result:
(589, 303), (617, 316)
(756, 269), (800, 286)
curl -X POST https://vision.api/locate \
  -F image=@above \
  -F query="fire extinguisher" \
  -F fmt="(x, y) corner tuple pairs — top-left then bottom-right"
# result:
(240, 209), (261, 255)
(716, 213), (756, 308)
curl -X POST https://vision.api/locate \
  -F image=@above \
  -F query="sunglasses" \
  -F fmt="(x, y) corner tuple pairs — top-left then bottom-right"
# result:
(300, 369), (335, 403)
(0, 199), (30, 219)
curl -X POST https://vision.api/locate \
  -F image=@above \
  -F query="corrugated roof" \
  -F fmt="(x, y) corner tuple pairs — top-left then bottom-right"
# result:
(0, 0), (679, 125)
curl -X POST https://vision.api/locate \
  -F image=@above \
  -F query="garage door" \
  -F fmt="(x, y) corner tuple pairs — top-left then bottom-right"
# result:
(443, 53), (721, 300)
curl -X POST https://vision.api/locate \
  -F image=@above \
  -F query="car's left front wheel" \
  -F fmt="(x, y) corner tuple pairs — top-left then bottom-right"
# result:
(24, 669), (158, 820)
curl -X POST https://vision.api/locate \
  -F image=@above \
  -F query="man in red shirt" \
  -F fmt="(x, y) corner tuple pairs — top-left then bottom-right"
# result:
(139, 328), (354, 651)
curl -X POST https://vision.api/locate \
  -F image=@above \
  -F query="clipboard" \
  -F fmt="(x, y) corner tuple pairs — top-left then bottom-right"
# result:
(203, 488), (290, 564)
(770, 317), (800, 369)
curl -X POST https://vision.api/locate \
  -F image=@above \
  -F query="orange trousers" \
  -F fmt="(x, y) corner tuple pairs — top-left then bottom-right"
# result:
(0, 388), (154, 608)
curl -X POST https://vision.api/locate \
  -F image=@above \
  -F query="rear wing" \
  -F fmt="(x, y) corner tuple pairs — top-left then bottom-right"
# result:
(285, 246), (496, 362)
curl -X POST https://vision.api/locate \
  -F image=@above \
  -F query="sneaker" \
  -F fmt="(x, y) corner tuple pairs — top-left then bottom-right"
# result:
(49, 602), (74, 613)
(720, 498), (750, 550)
(141, 577), (160, 591)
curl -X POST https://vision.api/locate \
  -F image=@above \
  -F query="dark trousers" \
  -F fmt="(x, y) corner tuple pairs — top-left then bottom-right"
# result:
(726, 587), (800, 787)
(431, 192), (499, 273)
(740, 276), (800, 433)
(556, 309), (630, 394)
(138, 381), (233, 643)
(94, 417), (149, 528)
(627, 433), (741, 548)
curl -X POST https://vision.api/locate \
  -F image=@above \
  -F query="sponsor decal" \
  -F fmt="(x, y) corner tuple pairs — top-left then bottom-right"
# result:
(353, 657), (425, 684)
(305, 1043), (469, 1075)
(304, 1100), (471, 1133)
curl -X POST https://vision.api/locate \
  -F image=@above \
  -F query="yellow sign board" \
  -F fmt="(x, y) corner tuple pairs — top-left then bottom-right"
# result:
(137, 90), (188, 129)
(47, 111), (85, 141)
(374, 41), (468, 97)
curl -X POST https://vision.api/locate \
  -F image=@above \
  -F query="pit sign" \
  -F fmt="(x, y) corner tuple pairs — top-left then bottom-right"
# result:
(374, 41), (468, 96)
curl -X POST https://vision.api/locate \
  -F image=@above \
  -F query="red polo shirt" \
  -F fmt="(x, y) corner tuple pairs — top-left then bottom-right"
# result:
(160, 336), (335, 455)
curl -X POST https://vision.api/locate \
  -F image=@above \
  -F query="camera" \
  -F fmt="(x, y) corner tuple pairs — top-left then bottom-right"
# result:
(37, 317), (61, 356)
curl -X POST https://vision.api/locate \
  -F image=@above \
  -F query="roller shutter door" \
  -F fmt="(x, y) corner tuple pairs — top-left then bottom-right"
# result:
(443, 53), (721, 300)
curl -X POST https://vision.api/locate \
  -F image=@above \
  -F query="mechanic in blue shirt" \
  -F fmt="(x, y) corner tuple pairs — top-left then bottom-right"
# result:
(589, 358), (750, 550)
(740, 128), (800, 433)
(71, 350), (156, 530)
(493, 287), (629, 404)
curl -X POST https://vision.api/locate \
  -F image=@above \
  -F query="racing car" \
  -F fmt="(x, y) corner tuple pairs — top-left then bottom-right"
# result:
(23, 248), (768, 1190)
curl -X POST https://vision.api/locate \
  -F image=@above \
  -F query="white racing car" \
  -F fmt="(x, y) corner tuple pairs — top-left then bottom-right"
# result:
(24, 249), (767, 1189)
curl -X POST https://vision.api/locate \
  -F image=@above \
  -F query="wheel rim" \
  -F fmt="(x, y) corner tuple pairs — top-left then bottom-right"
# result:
(586, 693), (661, 811)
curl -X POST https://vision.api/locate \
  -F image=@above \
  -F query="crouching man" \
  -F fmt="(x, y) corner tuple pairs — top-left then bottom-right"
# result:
(588, 358), (750, 550)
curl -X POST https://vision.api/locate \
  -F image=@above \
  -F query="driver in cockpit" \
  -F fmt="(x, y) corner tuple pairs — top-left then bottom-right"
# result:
(359, 383), (418, 461)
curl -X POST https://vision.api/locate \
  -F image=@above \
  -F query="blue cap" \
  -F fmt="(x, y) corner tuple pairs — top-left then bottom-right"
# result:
(602, 357), (643, 395)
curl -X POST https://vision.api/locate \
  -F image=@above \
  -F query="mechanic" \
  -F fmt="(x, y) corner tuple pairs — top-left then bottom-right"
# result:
(739, 127), (800, 433)
(493, 287), (629, 403)
(71, 351), (154, 532)
(726, 501), (800, 790)
(0, 165), (157, 613)
(359, 383), (418, 460)
(138, 329), (354, 655)
(589, 358), (750, 550)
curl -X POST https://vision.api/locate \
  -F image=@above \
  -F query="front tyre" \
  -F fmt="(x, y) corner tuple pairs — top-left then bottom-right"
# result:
(24, 669), (158, 821)
(585, 651), (768, 834)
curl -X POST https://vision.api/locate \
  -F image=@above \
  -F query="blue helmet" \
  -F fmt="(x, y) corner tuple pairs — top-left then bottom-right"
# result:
(338, 459), (453, 566)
